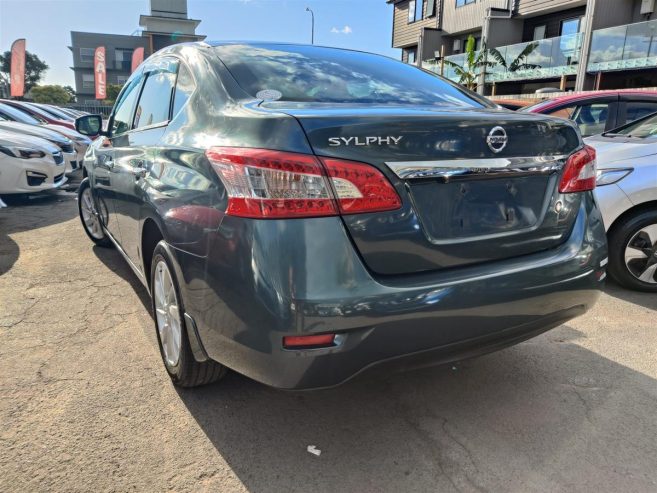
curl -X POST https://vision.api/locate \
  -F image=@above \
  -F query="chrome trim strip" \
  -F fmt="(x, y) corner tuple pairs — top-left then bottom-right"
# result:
(385, 155), (568, 180)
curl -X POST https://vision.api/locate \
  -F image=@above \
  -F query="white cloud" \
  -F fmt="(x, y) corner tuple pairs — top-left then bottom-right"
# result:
(330, 25), (353, 35)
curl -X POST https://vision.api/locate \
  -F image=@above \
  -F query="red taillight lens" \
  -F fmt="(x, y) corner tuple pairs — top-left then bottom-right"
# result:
(321, 158), (402, 214)
(559, 145), (597, 193)
(206, 147), (401, 219)
(283, 334), (335, 349)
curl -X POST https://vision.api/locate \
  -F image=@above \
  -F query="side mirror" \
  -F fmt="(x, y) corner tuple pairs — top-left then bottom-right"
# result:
(75, 114), (104, 137)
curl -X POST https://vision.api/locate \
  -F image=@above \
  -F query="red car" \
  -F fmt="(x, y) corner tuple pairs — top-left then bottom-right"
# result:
(0, 99), (76, 130)
(520, 90), (657, 137)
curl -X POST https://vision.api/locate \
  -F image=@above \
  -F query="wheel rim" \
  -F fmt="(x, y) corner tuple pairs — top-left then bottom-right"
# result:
(154, 260), (182, 367)
(624, 223), (657, 284)
(80, 188), (104, 240)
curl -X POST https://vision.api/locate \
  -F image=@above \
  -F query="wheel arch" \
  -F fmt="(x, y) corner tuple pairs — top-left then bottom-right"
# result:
(607, 200), (657, 237)
(141, 216), (165, 289)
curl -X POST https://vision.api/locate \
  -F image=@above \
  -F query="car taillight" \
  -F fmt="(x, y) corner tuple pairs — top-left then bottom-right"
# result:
(320, 158), (402, 214)
(559, 145), (597, 193)
(206, 147), (401, 219)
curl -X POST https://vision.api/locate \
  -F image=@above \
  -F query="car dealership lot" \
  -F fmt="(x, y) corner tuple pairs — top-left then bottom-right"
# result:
(1, 188), (656, 493)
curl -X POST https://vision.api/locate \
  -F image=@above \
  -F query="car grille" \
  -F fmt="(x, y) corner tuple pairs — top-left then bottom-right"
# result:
(53, 152), (64, 165)
(59, 142), (74, 153)
(54, 173), (65, 183)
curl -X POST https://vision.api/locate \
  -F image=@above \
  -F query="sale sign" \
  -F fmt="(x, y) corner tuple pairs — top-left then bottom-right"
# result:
(94, 46), (106, 100)
(10, 39), (26, 97)
(131, 47), (144, 73)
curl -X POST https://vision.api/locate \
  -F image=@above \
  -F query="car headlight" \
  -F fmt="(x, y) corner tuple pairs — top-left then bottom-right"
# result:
(0, 146), (46, 159)
(596, 167), (633, 186)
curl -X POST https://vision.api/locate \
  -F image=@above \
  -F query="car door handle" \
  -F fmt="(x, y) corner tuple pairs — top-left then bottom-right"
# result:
(129, 167), (148, 178)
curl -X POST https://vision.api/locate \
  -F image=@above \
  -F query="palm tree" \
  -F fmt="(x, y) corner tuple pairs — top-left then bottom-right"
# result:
(444, 35), (541, 91)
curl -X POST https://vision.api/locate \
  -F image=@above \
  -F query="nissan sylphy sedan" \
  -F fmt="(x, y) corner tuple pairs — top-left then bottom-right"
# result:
(74, 42), (607, 389)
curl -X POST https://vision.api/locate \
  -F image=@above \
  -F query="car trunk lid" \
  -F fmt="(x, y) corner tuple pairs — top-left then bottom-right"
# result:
(262, 103), (583, 275)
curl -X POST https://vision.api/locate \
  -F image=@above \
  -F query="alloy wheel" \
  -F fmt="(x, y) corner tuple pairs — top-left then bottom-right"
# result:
(80, 187), (104, 240)
(153, 260), (182, 367)
(624, 223), (657, 284)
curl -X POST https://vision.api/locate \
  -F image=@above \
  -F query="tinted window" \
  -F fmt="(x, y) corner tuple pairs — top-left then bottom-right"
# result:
(133, 68), (177, 129)
(214, 44), (489, 107)
(111, 76), (143, 135)
(547, 102), (610, 137)
(614, 113), (657, 138)
(172, 63), (195, 118)
(625, 101), (657, 123)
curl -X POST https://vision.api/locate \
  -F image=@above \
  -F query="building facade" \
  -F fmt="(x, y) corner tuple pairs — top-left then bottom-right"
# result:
(388, 0), (657, 95)
(69, 0), (204, 103)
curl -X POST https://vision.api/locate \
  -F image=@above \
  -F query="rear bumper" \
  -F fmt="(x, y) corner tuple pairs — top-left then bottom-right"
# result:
(170, 194), (607, 390)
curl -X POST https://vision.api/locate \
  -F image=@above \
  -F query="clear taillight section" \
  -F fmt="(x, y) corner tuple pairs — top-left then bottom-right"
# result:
(559, 145), (597, 193)
(206, 147), (401, 219)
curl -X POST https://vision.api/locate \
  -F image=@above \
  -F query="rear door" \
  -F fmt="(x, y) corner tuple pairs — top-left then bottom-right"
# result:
(111, 58), (179, 264)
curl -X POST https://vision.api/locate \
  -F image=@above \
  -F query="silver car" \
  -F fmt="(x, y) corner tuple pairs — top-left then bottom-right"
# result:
(587, 113), (657, 292)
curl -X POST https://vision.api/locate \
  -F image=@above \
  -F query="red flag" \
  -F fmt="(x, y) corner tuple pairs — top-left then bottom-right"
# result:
(10, 39), (26, 98)
(131, 47), (144, 73)
(94, 47), (106, 100)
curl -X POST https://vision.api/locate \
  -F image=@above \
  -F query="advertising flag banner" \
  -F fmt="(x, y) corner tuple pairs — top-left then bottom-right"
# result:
(94, 46), (106, 100)
(10, 39), (26, 97)
(131, 47), (144, 73)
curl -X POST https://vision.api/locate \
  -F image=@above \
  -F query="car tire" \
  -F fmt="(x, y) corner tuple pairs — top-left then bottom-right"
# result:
(150, 242), (227, 387)
(608, 209), (657, 292)
(77, 178), (112, 247)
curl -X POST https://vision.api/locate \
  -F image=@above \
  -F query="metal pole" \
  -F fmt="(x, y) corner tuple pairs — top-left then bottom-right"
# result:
(306, 7), (315, 45)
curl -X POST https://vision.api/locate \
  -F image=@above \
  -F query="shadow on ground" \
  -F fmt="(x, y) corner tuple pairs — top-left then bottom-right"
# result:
(0, 186), (79, 275)
(170, 325), (657, 492)
(604, 279), (657, 311)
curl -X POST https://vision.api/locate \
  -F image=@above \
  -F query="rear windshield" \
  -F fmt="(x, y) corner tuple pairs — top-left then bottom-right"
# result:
(213, 44), (489, 107)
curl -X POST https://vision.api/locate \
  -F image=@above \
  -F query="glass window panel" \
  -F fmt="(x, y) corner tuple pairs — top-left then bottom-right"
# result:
(133, 69), (177, 129)
(111, 76), (143, 135)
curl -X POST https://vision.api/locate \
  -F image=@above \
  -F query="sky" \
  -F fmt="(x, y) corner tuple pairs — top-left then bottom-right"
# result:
(0, 0), (400, 87)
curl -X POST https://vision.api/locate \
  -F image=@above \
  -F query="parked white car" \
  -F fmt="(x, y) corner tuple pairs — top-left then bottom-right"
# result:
(0, 120), (77, 174)
(0, 102), (91, 172)
(586, 113), (657, 292)
(0, 130), (67, 195)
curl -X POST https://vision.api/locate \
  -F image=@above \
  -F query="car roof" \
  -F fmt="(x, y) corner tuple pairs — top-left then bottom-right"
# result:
(528, 90), (657, 111)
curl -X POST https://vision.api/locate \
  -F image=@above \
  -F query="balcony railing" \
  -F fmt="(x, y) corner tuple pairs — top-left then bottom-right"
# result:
(423, 34), (583, 84)
(588, 19), (657, 72)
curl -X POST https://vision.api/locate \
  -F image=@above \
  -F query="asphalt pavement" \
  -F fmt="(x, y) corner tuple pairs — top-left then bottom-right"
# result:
(1, 185), (656, 492)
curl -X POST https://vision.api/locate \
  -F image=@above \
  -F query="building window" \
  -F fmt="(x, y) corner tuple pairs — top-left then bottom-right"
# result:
(560, 17), (582, 37)
(404, 46), (417, 64)
(115, 48), (134, 71)
(79, 48), (95, 63)
(533, 25), (547, 40)
(415, 0), (424, 21)
(82, 73), (95, 89)
(456, 0), (475, 7)
(408, 0), (416, 23)
(426, 0), (436, 17)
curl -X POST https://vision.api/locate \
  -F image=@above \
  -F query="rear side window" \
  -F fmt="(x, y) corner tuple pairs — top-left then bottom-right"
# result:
(625, 101), (657, 123)
(213, 44), (488, 107)
(172, 63), (195, 118)
(548, 102), (610, 137)
(133, 67), (177, 129)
